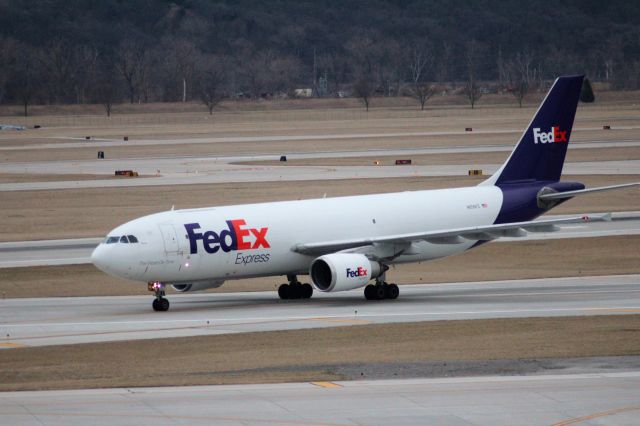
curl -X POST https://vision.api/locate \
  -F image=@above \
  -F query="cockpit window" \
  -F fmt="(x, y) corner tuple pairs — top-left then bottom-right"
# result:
(127, 235), (139, 243)
(105, 236), (119, 244)
(120, 236), (129, 243)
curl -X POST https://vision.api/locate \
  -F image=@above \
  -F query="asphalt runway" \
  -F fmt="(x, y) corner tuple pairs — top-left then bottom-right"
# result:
(1, 212), (638, 268)
(2, 372), (640, 425)
(1, 274), (638, 348)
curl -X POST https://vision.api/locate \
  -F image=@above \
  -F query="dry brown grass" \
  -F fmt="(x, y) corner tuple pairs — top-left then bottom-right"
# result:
(1, 235), (638, 298)
(1, 315), (638, 391)
(1, 97), (638, 163)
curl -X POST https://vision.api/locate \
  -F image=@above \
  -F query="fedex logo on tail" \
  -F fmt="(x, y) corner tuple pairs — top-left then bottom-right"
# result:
(346, 267), (368, 278)
(185, 220), (270, 254)
(533, 126), (567, 144)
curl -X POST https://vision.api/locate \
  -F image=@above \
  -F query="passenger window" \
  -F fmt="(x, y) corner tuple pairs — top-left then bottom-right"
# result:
(128, 235), (139, 243)
(120, 236), (129, 243)
(106, 236), (119, 244)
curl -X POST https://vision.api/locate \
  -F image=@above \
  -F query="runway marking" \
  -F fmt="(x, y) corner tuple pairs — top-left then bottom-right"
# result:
(311, 381), (343, 389)
(0, 342), (28, 349)
(553, 404), (640, 426)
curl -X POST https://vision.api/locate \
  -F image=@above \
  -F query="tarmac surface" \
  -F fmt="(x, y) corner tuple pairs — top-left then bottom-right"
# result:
(1, 372), (639, 425)
(1, 212), (638, 268)
(1, 274), (638, 347)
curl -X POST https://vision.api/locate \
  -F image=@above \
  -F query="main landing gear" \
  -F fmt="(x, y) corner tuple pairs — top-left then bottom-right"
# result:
(278, 275), (313, 300)
(149, 282), (170, 312)
(364, 272), (399, 300)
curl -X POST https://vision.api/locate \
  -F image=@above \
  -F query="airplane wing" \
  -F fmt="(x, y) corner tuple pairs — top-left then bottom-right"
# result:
(292, 213), (612, 256)
(538, 182), (639, 200)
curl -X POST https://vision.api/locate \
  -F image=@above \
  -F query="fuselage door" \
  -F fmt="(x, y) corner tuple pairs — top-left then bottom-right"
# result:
(159, 223), (181, 255)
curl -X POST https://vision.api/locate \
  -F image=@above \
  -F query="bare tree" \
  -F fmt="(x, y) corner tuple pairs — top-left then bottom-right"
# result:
(504, 50), (539, 107)
(437, 42), (454, 84)
(376, 39), (403, 96)
(196, 56), (226, 115)
(353, 74), (374, 111)
(14, 45), (41, 116)
(37, 39), (78, 103)
(316, 51), (349, 96)
(116, 39), (150, 103)
(240, 49), (302, 98)
(407, 44), (436, 109)
(156, 38), (200, 102)
(463, 40), (483, 109)
(92, 60), (121, 117)
(74, 46), (100, 104)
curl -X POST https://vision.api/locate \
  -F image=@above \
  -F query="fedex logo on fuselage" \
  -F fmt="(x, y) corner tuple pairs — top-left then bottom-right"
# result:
(346, 267), (368, 278)
(185, 220), (270, 254)
(533, 126), (567, 144)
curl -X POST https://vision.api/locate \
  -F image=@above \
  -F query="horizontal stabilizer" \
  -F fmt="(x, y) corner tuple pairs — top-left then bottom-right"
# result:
(538, 182), (639, 200)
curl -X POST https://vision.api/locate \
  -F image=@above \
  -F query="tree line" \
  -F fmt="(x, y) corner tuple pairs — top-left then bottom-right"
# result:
(1, 0), (639, 115)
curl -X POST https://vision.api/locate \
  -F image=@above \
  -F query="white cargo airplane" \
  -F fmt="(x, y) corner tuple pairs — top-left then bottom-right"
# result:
(92, 75), (637, 311)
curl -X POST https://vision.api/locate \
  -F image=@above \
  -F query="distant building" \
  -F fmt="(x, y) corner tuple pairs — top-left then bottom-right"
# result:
(294, 88), (313, 98)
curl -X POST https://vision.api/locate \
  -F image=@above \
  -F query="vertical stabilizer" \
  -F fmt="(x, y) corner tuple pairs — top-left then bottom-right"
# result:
(481, 75), (584, 186)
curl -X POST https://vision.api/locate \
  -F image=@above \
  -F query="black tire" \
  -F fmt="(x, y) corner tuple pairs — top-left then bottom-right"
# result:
(289, 283), (302, 299)
(159, 298), (170, 311)
(364, 284), (376, 300)
(278, 283), (290, 300)
(302, 283), (313, 299)
(152, 299), (161, 311)
(386, 283), (399, 300)
(375, 284), (387, 300)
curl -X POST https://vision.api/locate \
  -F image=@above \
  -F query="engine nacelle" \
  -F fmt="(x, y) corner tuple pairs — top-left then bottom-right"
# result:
(171, 279), (225, 293)
(310, 253), (382, 292)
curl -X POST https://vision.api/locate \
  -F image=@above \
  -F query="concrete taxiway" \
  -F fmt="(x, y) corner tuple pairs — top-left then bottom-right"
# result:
(1, 372), (640, 425)
(1, 274), (638, 347)
(1, 212), (638, 268)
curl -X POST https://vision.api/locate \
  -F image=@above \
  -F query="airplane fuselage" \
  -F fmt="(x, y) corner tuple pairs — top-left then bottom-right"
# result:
(92, 185), (503, 285)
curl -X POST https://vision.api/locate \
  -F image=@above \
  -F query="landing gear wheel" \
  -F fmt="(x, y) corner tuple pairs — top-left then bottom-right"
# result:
(374, 284), (387, 300)
(279, 275), (314, 300)
(386, 283), (399, 300)
(152, 297), (170, 312)
(364, 284), (376, 300)
(302, 283), (313, 299)
(289, 283), (302, 299)
(150, 282), (169, 311)
(278, 283), (290, 300)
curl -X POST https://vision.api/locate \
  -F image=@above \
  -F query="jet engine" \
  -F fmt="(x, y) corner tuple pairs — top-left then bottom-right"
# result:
(310, 253), (382, 292)
(171, 279), (225, 292)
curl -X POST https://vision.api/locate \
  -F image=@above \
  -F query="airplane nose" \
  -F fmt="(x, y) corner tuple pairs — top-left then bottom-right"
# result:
(91, 244), (109, 272)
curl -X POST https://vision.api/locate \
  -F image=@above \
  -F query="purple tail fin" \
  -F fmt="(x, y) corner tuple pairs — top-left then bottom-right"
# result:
(482, 75), (584, 187)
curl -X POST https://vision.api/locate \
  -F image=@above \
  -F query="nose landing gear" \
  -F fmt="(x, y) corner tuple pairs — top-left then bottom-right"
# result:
(278, 274), (313, 300)
(149, 282), (170, 312)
